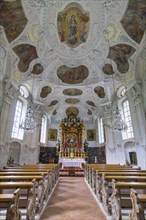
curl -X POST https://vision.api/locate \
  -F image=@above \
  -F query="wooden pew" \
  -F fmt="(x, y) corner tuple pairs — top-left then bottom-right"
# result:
(94, 170), (146, 200)
(90, 168), (142, 191)
(110, 180), (146, 220)
(0, 180), (37, 220)
(129, 188), (146, 220)
(0, 181), (33, 197)
(0, 175), (44, 182)
(0, 171), (48, 176)
(85, 163), (141, 186)
(2, 164), (60, 187)
(0, 188), (21, 220)
(0, 163), (60, 219)
(101, 174), (146, 215)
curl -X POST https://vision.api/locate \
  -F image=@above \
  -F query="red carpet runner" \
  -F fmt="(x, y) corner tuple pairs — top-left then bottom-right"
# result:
(40, 177), (106, 220)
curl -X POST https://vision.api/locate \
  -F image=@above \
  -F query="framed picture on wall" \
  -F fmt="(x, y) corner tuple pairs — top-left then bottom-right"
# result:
(48, 129), (57, 141)
(87, 129), (96, 141)
(129, 151), (137, 164)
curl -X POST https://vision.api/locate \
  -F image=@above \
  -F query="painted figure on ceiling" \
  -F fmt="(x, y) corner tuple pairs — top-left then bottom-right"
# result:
(69, 15), (77, 45)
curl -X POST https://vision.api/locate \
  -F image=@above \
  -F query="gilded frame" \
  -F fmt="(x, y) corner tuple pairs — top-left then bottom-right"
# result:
(87, 129), (96, 141)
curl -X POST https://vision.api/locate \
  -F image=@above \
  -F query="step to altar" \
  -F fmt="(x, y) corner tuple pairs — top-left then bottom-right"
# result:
(59, 167), (84, 177)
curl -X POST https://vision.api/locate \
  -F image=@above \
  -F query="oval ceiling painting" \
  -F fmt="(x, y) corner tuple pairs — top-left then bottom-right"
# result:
(32, 63), (44, 75)
(66, 107), (79, 116)
(48, 100), (58, 107)
(87, 109), (92, 115)
(86, 101), (96, 107)
(52, 109), (57, 115)
(40, 86), (52, 98)
(63, 88), (83, 96)
(65, 98), (80, 104)
(94, 86), (105, 98)
(57, 2), (90, 48)
(102, 64), (114, 75)
(57, 65), (89, 84)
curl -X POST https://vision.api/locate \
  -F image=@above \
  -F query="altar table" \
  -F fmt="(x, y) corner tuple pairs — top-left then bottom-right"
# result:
(59, 158), (85, 169)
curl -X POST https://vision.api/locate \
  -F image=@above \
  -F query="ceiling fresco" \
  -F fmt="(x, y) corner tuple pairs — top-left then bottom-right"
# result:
(13, 44), (38, 72)
(102, 64), (114, 75)
(1, 0), (145, 122)
(32, 63), (44, 75)
(63, 88), (83, 96)
(57, 65), (89, 84)
(87, 109), (92, 115)
(94, 86), (105, 98)
(40, 86), (52, 98)
(86, 101), (97, 107)
(65, 98), (80, 104)
(48, 100), (58, 107)
(108, 44), (136, 74)
(57, 2), (89, 48)
(0, 0), (27, 42)
(121, 0), (146, 44)
(52, 109), (57, 115)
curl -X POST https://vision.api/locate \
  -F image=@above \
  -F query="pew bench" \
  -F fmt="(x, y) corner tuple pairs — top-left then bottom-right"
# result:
(86, 164), (141, 183)
(94, 171), (146, 200)
(0, 175), (44, 182)
(0, 171), (48, 176)
(129, 188), (146, 220)
(110, 180), (146, 220)
(0, 188), (21, 220)
(100, 175), (146, 215)
(89, 168), (142, 190)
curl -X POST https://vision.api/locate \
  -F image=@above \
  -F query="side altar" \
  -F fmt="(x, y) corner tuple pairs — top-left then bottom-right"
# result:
(56, 110), (88, 161)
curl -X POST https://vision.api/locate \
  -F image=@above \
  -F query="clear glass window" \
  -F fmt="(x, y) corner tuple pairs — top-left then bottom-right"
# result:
(40, 115), (47, 144)
(122, 99), (134, 139)
(11, 100), (23, 139)
(98, 117), (105, 144)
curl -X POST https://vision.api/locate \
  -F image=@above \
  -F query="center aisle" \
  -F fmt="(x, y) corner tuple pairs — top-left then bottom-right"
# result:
(40, 177), (106, 220)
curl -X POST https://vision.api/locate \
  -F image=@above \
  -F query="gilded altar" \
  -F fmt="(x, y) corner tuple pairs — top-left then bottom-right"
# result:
(57, 110), (87, 159)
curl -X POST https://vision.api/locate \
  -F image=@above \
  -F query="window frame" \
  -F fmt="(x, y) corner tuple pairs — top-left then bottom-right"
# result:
(98, 117), (105, 144)
(11, 98), (27, 140)
(121, 99), (134, 140)
(40, 115), (47, 144)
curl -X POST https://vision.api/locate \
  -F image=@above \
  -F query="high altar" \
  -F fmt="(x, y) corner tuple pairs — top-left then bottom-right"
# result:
(56, 111), (88, 165)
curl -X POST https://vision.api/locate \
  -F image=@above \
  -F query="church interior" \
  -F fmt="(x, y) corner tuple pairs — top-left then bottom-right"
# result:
(0, 0), (146, 219)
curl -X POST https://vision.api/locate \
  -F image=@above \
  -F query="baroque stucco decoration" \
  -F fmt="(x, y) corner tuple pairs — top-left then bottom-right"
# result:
(1, 0), (145, 122)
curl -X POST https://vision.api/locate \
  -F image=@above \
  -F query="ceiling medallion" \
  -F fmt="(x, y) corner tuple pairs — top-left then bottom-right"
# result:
(63, 88), (83, 96)
(57, 65), (89, 84)
(57, 2), (90, 48)
(65, 98), (80, 104)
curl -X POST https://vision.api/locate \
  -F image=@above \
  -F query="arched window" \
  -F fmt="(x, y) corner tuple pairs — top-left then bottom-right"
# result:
(98, 117), (105, 144)
(40, 115), (47, 144)
(11, 99), (25, 139)
(11, 86), (28, 140)
(122, 99), (134, 140)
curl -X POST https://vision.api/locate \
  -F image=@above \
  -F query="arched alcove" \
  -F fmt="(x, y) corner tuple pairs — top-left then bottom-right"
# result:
(8, 141), (21, 165)
(124, 141), (137, 165)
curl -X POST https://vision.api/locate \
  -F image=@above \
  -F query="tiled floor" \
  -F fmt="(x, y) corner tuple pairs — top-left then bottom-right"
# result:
(40, 177), (106, 220)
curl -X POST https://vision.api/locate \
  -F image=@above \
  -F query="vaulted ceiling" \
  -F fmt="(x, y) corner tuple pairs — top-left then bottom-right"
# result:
(0, 0), (145, 122)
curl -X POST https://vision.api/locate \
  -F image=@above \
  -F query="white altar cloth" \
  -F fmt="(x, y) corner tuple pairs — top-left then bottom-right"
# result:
(59, 158), (85, 169)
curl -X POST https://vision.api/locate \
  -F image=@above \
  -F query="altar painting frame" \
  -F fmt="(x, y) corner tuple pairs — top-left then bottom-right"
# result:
(87, 129), (96, 141)
(48, 129), (57, 141)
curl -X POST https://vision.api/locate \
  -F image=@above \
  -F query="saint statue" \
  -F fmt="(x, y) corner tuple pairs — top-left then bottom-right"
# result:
(84, 139), (88, 152)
